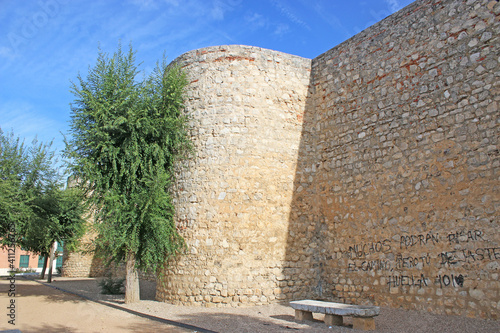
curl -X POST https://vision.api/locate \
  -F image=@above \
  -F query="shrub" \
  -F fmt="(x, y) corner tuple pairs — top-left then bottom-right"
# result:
(98, 277), (125, 294)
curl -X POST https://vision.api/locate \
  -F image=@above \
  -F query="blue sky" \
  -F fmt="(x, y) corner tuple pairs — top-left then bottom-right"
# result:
(0, 0), (414, 160)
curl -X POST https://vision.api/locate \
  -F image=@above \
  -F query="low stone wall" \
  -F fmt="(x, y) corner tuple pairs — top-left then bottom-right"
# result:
(61, 231), (156, 281)
(61, 227), (108, 277)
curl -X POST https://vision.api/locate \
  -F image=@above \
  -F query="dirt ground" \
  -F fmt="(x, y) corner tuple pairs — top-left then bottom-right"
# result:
(1, 276), (499, 333)
(0, 277), (191, 333)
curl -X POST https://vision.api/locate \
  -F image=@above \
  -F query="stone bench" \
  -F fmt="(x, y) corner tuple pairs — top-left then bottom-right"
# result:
(290, 300), (380, 331)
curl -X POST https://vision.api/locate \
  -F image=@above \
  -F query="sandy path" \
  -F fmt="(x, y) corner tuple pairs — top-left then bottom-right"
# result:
(0, 277), (191, 333)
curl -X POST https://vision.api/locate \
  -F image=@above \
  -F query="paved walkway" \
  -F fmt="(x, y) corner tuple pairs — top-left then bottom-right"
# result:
(0, 277), (197, 333)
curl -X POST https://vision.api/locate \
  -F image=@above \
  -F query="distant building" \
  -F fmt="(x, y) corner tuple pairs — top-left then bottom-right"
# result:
(0, 242), (63, 276)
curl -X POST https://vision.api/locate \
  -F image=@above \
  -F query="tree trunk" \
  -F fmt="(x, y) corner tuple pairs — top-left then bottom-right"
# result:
(124, 250), (140, 303)
(47, 242), (57, 283)
(40, 255), (48, 279)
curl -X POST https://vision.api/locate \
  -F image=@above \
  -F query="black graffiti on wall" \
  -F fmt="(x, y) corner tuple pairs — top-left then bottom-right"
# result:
(347, 259), (392, 272)
(343, 230), (493, 265)
(345, 230), (486, 254)
(400, 232), (439, 249)
(438, 247), (500, 265)
(447, 230), (485, 244)
(436, 274), (465, 288)
(395, 253), (431, 269)
(386, 273), (465, 289)
(338, 228), (498, 293)
(342, 228), (497, 293)
(386, 274), (429, 288)
(344, 240), (392, 259)
(344, 229), (487, 259)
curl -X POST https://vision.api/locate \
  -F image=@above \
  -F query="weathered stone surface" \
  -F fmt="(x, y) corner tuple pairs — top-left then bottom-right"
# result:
(285, 0), (499, 320)
(61, 222), (108, 278)
(324, 314), (343, 326)
(294, 309), (313, 321)
(290, 300), (380, 317)
(156, 45), (312, 307)
(64, 0), (498, 320)
(62, 219), (155, 281)
(352, 317), (376, 331)
(156, 0), (499, 319)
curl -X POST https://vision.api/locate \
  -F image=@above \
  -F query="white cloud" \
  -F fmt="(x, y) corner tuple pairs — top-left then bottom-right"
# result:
(274, 23), (290, 36)
(271, 0), (310, 30)
(0, 46), (16, 59)
(210, 0), (243, 21)
(311, 3), (352, 40)
(245, 12), (267, 30)
(211, 4), (225, 20)
(384, 0), (402, 12)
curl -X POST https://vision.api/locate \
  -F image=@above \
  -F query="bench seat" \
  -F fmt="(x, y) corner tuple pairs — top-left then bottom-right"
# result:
(290, 300), (380, 331)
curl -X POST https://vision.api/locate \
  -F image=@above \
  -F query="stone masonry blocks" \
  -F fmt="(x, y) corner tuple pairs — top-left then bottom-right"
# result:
(156, 0), (499, 319)
(156, 45), (312, 307)
(62, 0), (498, 319)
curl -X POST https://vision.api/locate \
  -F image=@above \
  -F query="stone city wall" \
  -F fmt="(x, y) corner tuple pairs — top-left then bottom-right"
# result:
(61, 226), (108, 278)
(62, 225), (156, 280)
(62, 0), (498, 319)
(157, 0), (499, 319)
(288, 0), (499, 319)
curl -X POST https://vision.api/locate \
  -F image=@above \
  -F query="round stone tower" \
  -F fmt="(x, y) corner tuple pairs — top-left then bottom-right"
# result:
(155, 45), (312, 306)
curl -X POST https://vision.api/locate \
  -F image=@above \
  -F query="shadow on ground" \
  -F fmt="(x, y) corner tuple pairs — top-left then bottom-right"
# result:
(0, 276), (82, 304)
(174, 312), (342, 333)
(16, 323), (79, 333)
(19, 276), (156, 303)
(174, 308), (500, 333)
(117, 322), (204, 333)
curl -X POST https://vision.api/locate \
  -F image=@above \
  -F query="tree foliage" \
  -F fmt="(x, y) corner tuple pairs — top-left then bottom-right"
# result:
(0, 129), (86, 262)
(23, 187), (86, 255)
(0, 128), (57, 244)
(65, 44), (192, 277)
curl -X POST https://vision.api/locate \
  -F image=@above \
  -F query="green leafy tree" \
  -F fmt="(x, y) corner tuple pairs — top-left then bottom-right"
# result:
(65, 44), (192, 303)
(0, 129), (86, 281)
(22, 186), (86, 281)
(0, 128), (58, 244)
(0, 129), (29, 241)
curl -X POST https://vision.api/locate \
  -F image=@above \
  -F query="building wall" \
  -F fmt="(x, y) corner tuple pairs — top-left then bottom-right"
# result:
(0, 247), (40, 275)
(288, 0), (499, 319)
(156, 45), (312, 306)
(0, 245), (61, 276)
